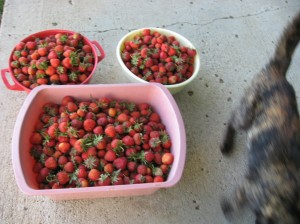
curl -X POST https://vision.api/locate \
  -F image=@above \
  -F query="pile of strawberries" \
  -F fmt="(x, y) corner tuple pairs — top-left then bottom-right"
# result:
(30, 95), (174, 189)
(11, 32), (95, 90)
(121, 28), (197, 85)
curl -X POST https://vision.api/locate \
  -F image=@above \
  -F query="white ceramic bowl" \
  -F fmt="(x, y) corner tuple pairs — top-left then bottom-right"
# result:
(116, 27), (200, 95)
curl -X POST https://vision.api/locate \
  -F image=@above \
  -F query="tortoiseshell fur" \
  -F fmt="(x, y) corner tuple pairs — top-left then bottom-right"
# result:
(220, 12), (300, 224)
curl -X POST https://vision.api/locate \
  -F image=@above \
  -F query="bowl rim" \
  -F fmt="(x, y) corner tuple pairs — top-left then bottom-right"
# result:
(12, 83), (186, 196)
(116, 27), (201, 90)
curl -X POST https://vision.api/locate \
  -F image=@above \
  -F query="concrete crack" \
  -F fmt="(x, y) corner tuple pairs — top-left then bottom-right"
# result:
(85, 5), (300, 34)
(164, 4), (300, 28)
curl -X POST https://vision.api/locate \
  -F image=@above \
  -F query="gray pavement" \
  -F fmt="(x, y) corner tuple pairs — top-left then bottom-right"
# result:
(1, 0), (300, 223)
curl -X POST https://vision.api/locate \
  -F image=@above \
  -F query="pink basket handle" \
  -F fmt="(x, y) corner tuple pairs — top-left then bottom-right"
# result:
(91, 40), (105, 63)
(1, 68), (24, 91)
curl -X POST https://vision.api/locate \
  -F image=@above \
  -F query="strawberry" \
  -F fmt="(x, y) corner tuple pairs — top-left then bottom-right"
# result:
(98, 174), (111, 186)
(117, 113), (129, 123)
(127, 161), (137, 172)
(122, 135), (135, 146)
(145, 175), (154, 183)
(30, 132), (43, 145)
(77, 178), (89, 187)
(161, 132), (172, 149)
(76, 167), (88, 178)
(104, 150), (117, 162)
(64, 161), (75, 173)
(104, 163), (114, 174)
(83, 118), (96, 132)
(140, 48), (149, 58)
(82, 45), (92, 53)
(113, 157), (128, 171)
(137, 164), (147, 175)
(88, 169), (101, 181)
(154, 176), (164, 182)
(104, 125), (116, 138)
(45, 157), (57, 169)
(144, 58), (154, 68)
(57, 171), (70, 185)
(144, 151), (155, 163)
(149, 137), (161, 148)
(162, 152), (174, 165)
(134, 174), (146, 184)
(62, 57), (72, 69)
(57, 142), (71, 153)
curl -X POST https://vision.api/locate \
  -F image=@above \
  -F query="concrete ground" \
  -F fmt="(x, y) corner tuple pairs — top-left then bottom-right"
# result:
(1, 0), (300, 223)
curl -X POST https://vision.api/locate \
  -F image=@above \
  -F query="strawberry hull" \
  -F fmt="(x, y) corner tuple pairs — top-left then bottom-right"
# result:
(12, 83), (186, 200)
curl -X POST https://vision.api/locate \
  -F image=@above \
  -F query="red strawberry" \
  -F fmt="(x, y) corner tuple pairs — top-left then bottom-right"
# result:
(62, 57), (72, 69)
(67, 101), (78, 112)
(83, 118), (96, 132)
(74, 139), (84, 153)
(88, 168), (101, 181)
(187, 48), (197, 57)
(104, 125), (116, 138)
(32, 162), (43, 173)
(64, 161), (75, 173)
(154, 176), (164, 182)
(149, 137), (161, 148)
(140, 48), (148, 58)
(133, 133), (142, 145)
(167, 47), (177, 56)
(137, 164), (147, 175)
(45, 157), (57, 169)
(145, 175), (154, 183)
(57, 171), (70, 185)
(144, 151), (155, 163)
(76, 167), (88, 178)
(26, 41), (37, 50)
(127, 161), (137, 172)
(104, 163), (114, 174)
(82, 45), (92, 53)
(154, 152), (162, 165)
(134, 174), (146, 184)
(125, 147), (137, 157)
(162, 152), (174, 165)
(38, 167), (50, 182)
(122, 135), (134, 146)
(30, 132), (43, 145)
(98, 174), (111, 186)
(78, 178), (89, 187)
(15, 42), (25, 51)
(144, 58), (153, 68)
(58, 155), (68, 165)
(117, 113), (129, 123)
(104, 150), (117, 162)
(113, 157), (128, 171)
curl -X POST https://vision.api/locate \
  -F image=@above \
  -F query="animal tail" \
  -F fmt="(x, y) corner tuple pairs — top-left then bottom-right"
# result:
(270, 11), (300, 76)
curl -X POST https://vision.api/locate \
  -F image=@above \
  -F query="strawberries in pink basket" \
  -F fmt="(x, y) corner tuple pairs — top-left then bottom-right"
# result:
(30, 96), (174, 189)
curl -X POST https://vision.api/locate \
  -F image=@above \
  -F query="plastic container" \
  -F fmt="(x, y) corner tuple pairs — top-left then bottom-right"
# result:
(116, 27), (201, 95)
(1, 29), (105, 93)
(12, 83), (186, 200)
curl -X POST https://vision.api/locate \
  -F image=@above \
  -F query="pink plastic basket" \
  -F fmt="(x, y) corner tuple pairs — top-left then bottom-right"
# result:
(12, 83), (186, 200)
(1, 29), (105, 93)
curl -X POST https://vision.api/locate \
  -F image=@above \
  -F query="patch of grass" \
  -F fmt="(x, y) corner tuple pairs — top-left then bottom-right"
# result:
(0, 0), (4, 20)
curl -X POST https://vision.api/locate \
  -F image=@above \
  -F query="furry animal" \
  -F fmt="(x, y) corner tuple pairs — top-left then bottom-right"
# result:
(220, 12), (300, 224)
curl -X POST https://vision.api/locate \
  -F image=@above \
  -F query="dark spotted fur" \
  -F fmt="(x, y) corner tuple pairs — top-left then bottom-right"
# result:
(220, 12), (300, 224)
